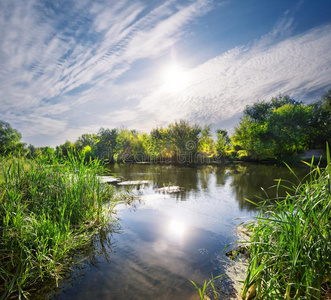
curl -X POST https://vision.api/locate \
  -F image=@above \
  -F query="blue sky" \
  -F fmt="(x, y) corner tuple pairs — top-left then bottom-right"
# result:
(0, 0), (330, 147)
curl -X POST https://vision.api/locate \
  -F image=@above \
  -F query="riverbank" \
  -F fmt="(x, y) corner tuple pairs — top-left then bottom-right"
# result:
(2, 156), (326, 299)
(0, 156), (118, 299)
(224, 149), (331, 300)
(107, 147), (327, 167)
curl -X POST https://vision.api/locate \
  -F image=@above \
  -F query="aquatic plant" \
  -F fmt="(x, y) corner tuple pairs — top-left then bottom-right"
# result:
(0, 154), (116, 299)
(242, 145), (331, 299)
(191, 274), (224, 300)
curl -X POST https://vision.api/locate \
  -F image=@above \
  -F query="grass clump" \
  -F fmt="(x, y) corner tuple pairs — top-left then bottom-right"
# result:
(0, 155), (116, 299)
(242, 145), (331, 299)
(191, 274), (224, 300)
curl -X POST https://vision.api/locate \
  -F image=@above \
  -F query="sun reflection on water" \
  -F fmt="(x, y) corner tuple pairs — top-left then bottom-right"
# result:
(167, 219), (186, 239)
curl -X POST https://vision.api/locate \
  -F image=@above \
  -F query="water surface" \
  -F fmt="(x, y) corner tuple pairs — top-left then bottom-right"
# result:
(51, 163), (307, 299)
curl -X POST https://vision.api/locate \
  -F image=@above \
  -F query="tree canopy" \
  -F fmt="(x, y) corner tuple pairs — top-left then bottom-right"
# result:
(1, 89), (330, 162)
(232, 92), (330, 160)
(0, 121), (23, 155)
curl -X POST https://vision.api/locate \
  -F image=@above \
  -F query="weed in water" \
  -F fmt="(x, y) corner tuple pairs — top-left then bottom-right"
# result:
(190, 274), (225, 300)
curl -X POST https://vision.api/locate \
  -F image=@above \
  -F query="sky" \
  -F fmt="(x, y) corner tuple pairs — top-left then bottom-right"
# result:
(0, 0), (330, 147)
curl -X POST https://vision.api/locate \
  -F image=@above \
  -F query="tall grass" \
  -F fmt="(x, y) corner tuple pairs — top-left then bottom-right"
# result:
(242, 145), (331, 299)
(0, 154), (116, 299)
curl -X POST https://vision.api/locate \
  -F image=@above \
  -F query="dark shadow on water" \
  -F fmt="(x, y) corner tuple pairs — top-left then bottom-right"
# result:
(227, 163), (309, 210)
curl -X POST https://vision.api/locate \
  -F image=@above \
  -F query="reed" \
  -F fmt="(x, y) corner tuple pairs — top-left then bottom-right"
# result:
(0, 154), (116, 299)
(191, 274), (224, 300)
(242, 145), (331, 299)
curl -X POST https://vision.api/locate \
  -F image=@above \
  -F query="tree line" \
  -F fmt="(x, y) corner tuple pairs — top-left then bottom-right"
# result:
(1, 89), (330, 163)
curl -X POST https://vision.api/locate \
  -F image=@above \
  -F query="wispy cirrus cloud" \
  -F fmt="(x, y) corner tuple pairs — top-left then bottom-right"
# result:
(0, 0), (212, 145)
(135, 23), (331, 130)
(1, 0), (330, 146)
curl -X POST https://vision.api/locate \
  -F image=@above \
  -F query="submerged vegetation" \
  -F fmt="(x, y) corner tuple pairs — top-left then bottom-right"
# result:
(0, 155), (116, 299)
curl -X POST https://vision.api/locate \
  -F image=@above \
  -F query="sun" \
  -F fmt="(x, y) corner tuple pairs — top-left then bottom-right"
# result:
(162, 64), (188, 92)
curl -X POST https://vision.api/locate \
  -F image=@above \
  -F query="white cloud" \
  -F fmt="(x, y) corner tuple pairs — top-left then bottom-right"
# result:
(1, 1), (330, 146)
(122, 0), (212, 62)
(4, 113), (67, 137)
(0, 0), (213, 146)
(136, 23), (331, 128)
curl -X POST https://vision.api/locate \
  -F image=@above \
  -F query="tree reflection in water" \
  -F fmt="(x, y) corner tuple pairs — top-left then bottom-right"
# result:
(228, 163), (308, 210)
(41, 163), (310, 300)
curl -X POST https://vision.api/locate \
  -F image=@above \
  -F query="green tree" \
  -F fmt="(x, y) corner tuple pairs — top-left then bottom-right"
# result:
(0, 121), (22, 155)
(232, 95), (310, 160)
(94, 128), (117, 162)
(268, 103), (311, 158)
(131, 132), (150, 162)
(244, 102), (272, 123)
(74, 133), (98, 150)
(216, 129), (231, 158)
(149, 127), (173, 161)
(243, 95), (301, 123)
(26, 144), (39, 158)
(232, 116), (274, 160)
(55, 141), (75, 159)
(115, 128), (140, 162)
(270, 94), (301, 108)
(168, 120), (201, 163)
(306, 89), (331, 149)
(199, 125), (215, 154)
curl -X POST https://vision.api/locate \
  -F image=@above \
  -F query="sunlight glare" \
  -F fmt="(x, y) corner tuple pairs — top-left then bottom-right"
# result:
(162, 64), (188, 92)
(168, 219), (186, 239)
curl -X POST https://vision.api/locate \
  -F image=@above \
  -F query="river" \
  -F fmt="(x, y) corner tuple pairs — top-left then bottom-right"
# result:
(49, 163), (307, 300)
